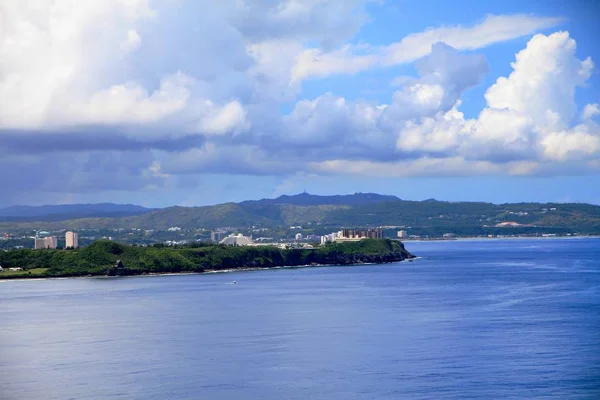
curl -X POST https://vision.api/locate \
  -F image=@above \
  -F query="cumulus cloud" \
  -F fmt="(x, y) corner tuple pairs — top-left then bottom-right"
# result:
(395, 31), (599, 165)
(581, 104), (600, 121)
(0, 1), (598, 205)
(485, 31), (593, 129)
(381, 43), (489, 130)
(397, 106), (471, 155)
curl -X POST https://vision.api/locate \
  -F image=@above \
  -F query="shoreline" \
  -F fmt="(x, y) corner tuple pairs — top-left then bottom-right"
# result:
(402, 235), (600, 242)
(0, 258), (415, 282)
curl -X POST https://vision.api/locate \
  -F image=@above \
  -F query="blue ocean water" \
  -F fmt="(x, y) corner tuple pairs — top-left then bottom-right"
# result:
(1, 238), (599, 400)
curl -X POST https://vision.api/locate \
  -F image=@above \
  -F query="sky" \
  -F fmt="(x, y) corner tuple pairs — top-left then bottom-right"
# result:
(1, 0), (599, 207)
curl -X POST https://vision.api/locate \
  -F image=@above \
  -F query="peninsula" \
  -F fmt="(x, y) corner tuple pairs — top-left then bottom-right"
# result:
(0, 239), (415, 279)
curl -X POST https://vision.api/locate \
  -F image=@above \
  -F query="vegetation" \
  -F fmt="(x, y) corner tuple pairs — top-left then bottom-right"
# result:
(0, 194), (599, 234)
(0, 239), (414, 279)
(0, 268), (48, 279)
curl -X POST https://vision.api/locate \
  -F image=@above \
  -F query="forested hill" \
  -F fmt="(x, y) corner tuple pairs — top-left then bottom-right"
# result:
(0, 239), (414, 279)
(1, 193), (600, 234)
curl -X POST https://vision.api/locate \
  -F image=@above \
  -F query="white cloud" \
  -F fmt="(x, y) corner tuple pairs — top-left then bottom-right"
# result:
(246, 40), (305, 101)
(121, 29), (142, 52)
(463, 108), (536, 161)
(541, 125), (600, 161)
(292, 14), (562, 81)
(0, 0), (157, 128)
(196, 100), (249, 136)
(233, 0), (368, 46)
(485, 31), (593, 129)
(581, 104), (600, 121)
(381, 42), (488, 130)
(383, 14), (563, 65)
(309, 157), (503, 177)
(64, 72), (192, 126)
(0, 1), (597, 204)
(394, 31), (599, 165)
(397, 105), (471, 154)
(292, 46), (378, 83)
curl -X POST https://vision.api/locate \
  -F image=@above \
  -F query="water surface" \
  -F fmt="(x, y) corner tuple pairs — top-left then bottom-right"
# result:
(1, 238), (599, 399)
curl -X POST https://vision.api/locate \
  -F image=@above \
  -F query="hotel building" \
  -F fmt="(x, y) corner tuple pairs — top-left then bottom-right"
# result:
(66, 231), (79, 248)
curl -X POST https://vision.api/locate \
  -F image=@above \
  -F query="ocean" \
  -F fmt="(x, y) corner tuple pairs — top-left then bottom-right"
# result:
(1, 238), (599, 399)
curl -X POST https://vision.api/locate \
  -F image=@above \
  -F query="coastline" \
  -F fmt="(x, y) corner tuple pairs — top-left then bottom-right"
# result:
(0, 258), (415, 282)
(0, 238), (414, 281)
(403, 235), (600, 243)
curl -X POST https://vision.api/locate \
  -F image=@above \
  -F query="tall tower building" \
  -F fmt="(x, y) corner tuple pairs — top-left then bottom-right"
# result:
(66, 231), (79, 248)
(43, 236), (58, 249)
(34, 237), (46, 250)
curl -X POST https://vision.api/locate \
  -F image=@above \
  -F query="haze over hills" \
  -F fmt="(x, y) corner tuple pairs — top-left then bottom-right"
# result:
(1, 193), (600, 235)
(0, 203), (154, 222)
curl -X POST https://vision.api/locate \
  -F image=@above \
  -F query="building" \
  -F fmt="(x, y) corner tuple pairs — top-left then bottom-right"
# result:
(34, 236), (57, 249)
(219, 234), (254, 246)
(366, 228), (383, 239)
(397, 230), (407, 238)
(295, 233), (303, 241)
(34, 237), (46, 250)
(211, 231), (225, 242)
(44, 236), (58, 249)
(66, 231), (79, 248)
(495, 221), (522, 227)
(336, 228), (383, 242)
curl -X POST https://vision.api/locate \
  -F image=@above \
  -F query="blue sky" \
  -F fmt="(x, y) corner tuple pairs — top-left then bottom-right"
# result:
(0, 0), (599, 207)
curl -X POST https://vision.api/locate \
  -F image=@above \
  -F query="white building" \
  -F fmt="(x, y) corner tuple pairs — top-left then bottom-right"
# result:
(34, 237), (46, 250)
(66, 231), (79, 248)
(34, 236), (57, 249)
(295, 233), (303, 241)
(219, 234), (254, 246)
(397, 230), (407, 238)
(44, 236), (58, 249)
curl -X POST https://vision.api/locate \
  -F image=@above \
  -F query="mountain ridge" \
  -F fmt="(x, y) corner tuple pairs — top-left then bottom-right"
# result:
(1, 193), (599, 234)
(240, 192), (401, 206)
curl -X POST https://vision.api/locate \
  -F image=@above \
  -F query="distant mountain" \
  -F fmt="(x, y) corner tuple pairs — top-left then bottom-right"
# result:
(0, 203), (153, 222)
(1, 194), (599, 235)
(241, 192), (400, 206)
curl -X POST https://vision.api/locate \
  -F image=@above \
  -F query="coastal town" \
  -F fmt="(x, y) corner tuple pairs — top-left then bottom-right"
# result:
(0, 193), (596, 252)
(0, 221), (584, 253)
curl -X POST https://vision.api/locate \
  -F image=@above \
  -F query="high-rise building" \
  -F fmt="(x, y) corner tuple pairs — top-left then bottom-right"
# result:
(66, 231), (79, 248)
(43, 236), (58, 249)
(34, 237), (46, 250)
(46, 236), (58, 249)
(210, 231), (225, 242)
(34, 236), (57, 249)
(397, 230), (407, 238)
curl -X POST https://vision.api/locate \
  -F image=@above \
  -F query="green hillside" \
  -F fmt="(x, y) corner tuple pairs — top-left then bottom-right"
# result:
(0, 194), (599, 234)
